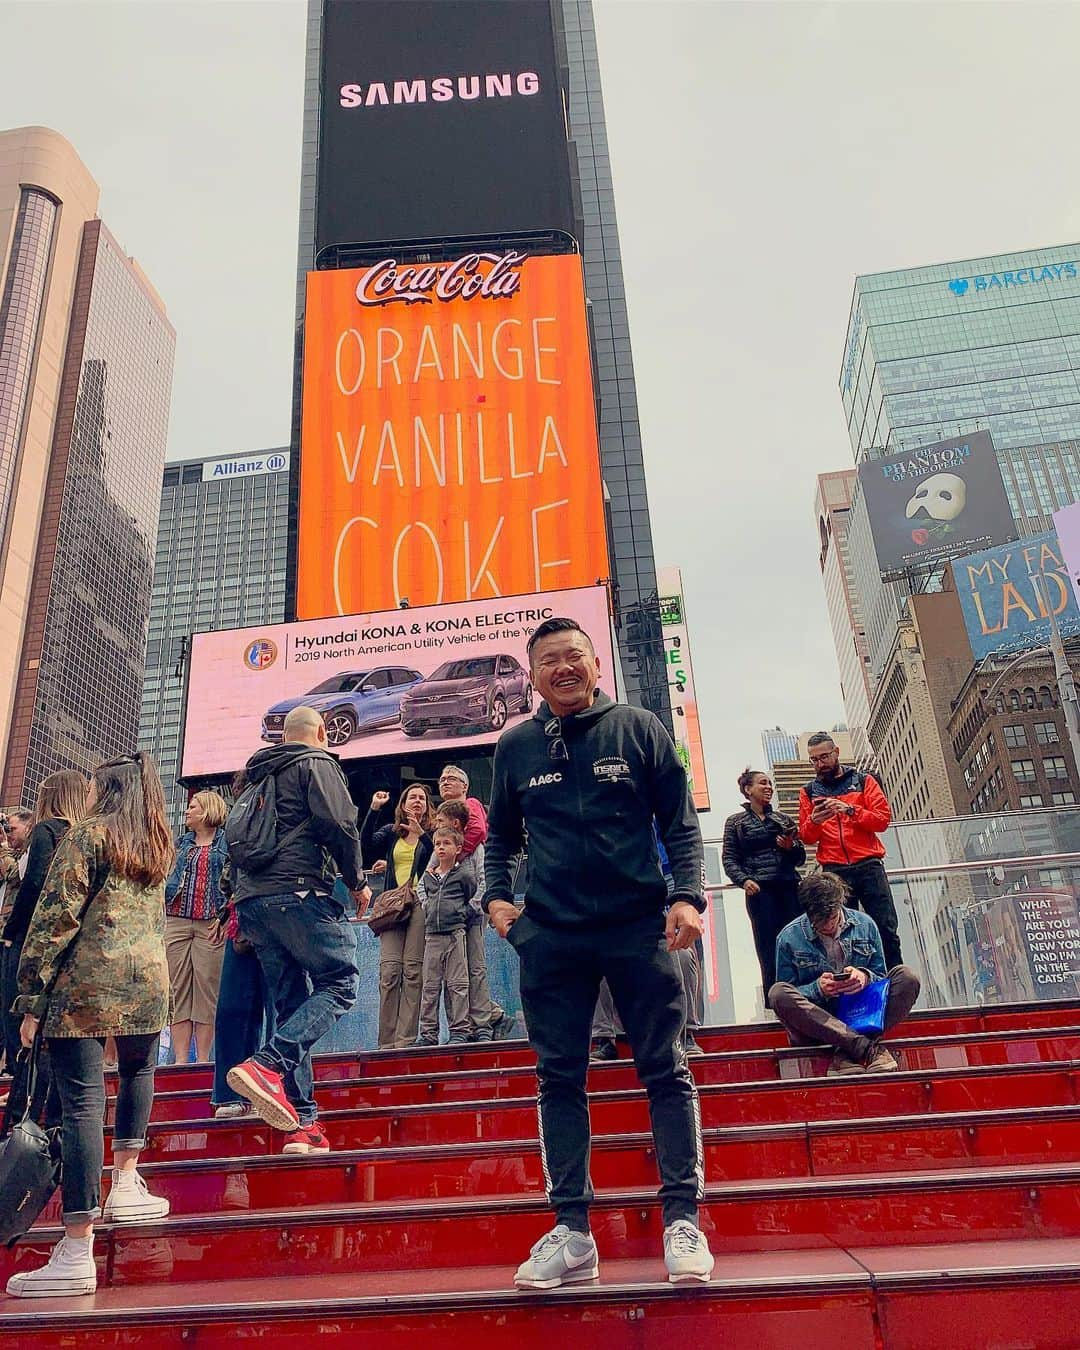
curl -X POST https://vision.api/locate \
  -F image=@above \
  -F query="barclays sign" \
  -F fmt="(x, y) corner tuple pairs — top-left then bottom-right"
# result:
(947, 262), (1077, 297)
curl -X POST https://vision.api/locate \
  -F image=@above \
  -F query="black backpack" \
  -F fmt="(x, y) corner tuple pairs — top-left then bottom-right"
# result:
(224, 753), (321, 873)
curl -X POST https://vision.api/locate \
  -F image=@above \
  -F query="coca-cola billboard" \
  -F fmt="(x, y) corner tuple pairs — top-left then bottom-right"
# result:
(317, 0), (575, 251)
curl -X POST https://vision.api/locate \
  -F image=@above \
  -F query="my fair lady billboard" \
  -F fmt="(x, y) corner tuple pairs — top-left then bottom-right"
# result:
(179, 586), (614, 781)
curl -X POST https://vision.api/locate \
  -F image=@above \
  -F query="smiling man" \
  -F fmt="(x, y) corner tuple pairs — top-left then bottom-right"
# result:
(483, 616), (713, 1290)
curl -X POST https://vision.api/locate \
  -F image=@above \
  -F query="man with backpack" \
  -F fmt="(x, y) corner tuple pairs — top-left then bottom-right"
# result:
(224, 705), (367, 1154)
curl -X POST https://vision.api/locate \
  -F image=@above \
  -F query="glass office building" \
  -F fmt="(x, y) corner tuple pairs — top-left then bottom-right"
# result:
(2, 220), (174, 805)
(840, 243), (1080, 681)
(139, 452), (291, 821)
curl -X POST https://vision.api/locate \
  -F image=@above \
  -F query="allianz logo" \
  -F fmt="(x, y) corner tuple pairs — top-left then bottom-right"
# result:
(528, 772), (563, 788)
(947, 263), (1077, 296)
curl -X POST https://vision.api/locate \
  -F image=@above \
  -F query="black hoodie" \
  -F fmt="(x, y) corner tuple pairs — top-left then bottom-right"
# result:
(483, 692), (705, 929)
(229, 742), (363, 902)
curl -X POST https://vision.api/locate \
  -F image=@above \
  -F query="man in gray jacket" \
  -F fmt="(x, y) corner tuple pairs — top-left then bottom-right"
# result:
(226, 706), (367, 1155)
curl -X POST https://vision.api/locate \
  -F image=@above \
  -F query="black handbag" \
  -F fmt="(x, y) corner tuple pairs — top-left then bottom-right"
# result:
(0, 1036), (60, 1245)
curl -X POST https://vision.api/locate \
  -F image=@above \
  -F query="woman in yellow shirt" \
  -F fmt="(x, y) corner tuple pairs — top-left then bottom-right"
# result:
(361, 784), (437, 1047)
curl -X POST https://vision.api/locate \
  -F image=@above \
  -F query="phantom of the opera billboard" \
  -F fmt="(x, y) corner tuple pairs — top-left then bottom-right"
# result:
(179, 586), (614, 781)
(858, 431), (1017, 579)
(296, 250), (610, 620)
(953, 529), (1080, 662)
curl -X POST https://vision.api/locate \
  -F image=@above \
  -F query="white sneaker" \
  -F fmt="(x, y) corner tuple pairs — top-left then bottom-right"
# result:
(663, 1220), (714, 1284)
(223, 1172), (251, 1210)
(514, 1224), (599, 1289)
(213, 1102), (252, 1120)
(6, 1235), (97, 1298)
(102, 1169), (170, 1224)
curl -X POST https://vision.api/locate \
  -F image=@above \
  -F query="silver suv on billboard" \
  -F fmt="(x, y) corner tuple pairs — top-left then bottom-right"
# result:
(400, 654), (532, 738)
(262, 666), (425, 747)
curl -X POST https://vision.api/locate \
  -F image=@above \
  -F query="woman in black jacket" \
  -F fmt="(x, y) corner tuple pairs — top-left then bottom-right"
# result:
(361, 784), (436, 1049)
(1, 769), (88, 1120)
(721, 769), (805, 997)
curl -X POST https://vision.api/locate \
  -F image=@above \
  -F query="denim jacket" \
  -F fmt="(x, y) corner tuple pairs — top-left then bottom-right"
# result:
(774, 907), (886, 1007)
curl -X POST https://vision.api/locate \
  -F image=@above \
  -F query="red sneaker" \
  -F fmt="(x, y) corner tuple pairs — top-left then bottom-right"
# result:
(282, 1123), (331, 1155)
(225, 1059), (299, 1131)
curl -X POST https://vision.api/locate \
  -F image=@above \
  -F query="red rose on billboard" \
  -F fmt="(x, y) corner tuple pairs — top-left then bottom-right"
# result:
(911, 528), (929, 546)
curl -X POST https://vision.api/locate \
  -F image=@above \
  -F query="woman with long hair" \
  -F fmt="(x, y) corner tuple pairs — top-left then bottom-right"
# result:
(721, 768), (806, 996)
(7, 752), (175, 1298)
(0, 769), (87, 1121)
(361, 783), (436, 1048)
(164, 789), (230, 1063)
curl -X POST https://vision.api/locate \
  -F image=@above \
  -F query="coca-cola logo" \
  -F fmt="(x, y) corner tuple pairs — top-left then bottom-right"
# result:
(355, 251), (526, 308)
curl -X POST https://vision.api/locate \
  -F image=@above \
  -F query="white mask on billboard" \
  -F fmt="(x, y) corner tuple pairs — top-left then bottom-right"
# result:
(905, 472), (966, 522)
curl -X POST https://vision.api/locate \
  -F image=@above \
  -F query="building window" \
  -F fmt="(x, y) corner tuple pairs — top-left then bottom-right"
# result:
(1044, 756), (1068, 779)
(1052, 791), (1077, 807)
(1011, 759), (1037, 783)
(1019, 793), (1045, 808)
(1035, 722), (1059, 745)
(1003, 724), (1027, 748)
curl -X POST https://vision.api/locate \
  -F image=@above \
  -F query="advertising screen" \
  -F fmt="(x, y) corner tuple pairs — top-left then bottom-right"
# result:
(857, 431), (1016, 579)
(317, 0), (574, 251)
(1053, 500), (1080, 608)
(657, 566), (710, 812)
(296, 250), (609, 619)
(953, 529), (1080, 661)
(977, 891), (1080, 1002)
(180, 585), (614, 781)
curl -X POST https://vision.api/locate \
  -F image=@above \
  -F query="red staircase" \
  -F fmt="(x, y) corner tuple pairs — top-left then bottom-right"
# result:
(5, 1003), (1080, 1347)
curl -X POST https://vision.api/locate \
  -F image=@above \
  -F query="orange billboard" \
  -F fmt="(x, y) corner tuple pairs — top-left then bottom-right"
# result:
(297, 251), (610, 618)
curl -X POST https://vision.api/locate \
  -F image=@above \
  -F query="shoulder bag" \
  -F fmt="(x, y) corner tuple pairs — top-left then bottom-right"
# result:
(368, 842), (423, 937)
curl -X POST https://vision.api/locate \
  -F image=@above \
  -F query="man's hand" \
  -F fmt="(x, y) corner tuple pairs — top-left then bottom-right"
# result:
(665, 901), (704, 952)
(776, 832), (796, 851)
(206, 917), (226, 947)
(832, 966), (868, 996)
(818, 972), (840, 999)
(351, 886), (372, 918)
(488, 900), (522, 939)
(19, 1013), (38, 1049)
(810, 799), (837, 824)
(743, 879), (761, 898)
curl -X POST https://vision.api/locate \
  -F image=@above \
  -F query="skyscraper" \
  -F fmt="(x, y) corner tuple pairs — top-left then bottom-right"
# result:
(840, 244), (1080, 685)
(0, 128), (174, 805)
(139, 451), (291, 821)
(815, 470), (873, 759)
(761, 727), (797, 771)
(290, 0), (669, 724)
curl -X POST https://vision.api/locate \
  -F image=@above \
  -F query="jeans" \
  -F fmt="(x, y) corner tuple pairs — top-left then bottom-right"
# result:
(768, 965), (921, 1059)
(512, 913), (704, 1231)
(48, 1033), (159, 1223)
(823, 859), (903, 969)
(2, 939), (23, 1074)
(212, 939), (276, 1107)
(746, 878), (803, 995)
(239, 891), (359, 1126)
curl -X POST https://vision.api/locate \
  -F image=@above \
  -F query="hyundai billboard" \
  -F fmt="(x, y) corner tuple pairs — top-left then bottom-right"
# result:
(179, 585), (614, 781)
(296, 250), (609, 619)
(858, 431), (1017, 579)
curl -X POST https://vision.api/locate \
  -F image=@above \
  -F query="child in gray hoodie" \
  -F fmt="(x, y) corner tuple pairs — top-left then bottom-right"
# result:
(416, 827), (477, 1044)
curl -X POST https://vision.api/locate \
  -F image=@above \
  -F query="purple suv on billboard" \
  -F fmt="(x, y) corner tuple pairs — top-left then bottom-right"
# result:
(399, 654), (532, 737)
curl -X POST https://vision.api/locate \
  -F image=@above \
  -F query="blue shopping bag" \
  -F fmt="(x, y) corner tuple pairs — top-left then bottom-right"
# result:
(835, 976), (890, 1036)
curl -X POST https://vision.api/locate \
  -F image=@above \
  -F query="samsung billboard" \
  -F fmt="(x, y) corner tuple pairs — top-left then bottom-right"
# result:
(316, 0), (575, 252)
(858, 431), (1017, 580)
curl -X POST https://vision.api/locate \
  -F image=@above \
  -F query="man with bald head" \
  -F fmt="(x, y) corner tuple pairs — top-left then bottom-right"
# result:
(225, 705), (367, 1153)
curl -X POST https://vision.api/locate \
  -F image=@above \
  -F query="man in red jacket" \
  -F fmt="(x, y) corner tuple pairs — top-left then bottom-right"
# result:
(798, 732), (902, 968)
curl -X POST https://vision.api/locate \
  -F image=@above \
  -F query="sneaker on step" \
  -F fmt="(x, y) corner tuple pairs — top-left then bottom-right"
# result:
(223, 1172), (251, 1209)
(590, 1038), (618, 1063)
(6, 1236), (97, 1297)
(489, 1011), (517, 1041)
(864, 1044), (899, 1073)
(682, 1034), (705, 1058)
(226, 1058), (299, 1131)
(473, 1029), (494, 1042)
(103, 1168), (170, 1224)
(514, 1224), (599, 1290)
(213, 1102), (252, 1120)
(282, 1123), (331, 1155)
(826, 1051), (866, 1077)
(663, 1220), (714, 1285)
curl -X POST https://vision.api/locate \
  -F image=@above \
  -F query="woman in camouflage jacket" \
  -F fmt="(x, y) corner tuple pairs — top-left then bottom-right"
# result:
(7, 752), (175, 1300)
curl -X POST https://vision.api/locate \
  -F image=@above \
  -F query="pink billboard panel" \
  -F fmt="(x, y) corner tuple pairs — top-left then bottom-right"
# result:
(180, 586), (614, 780)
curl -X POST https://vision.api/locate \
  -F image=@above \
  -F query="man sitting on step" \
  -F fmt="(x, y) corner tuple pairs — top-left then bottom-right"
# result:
(769, 871), (920, 1076)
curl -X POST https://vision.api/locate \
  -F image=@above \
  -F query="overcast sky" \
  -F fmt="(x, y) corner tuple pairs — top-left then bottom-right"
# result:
(5, 0), (1080, 1011)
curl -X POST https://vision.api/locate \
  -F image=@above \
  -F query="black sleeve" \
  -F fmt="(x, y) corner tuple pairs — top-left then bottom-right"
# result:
(304, 759), (363, 890)
(721, 814), (750, 888)
(646, 716), (705, 910)
(360, 813), (394, 869)
(482, 739), (524, 910)
(2, 822), (63, 944)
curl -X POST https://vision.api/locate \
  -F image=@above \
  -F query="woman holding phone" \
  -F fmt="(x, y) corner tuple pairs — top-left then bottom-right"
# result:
(721, 769), (805, 996)
(361, 784), (436, 1049)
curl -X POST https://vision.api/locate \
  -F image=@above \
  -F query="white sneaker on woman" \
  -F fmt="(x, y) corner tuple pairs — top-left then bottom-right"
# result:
(6, 1235), (97, 1297)
(102, 1169), (170, 1223)
(213, 1102), (252, 1120)
(663, 1220), (714, 1284)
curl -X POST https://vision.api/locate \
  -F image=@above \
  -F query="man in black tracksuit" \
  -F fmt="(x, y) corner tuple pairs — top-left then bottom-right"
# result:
(484, 617), (714, 1289)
